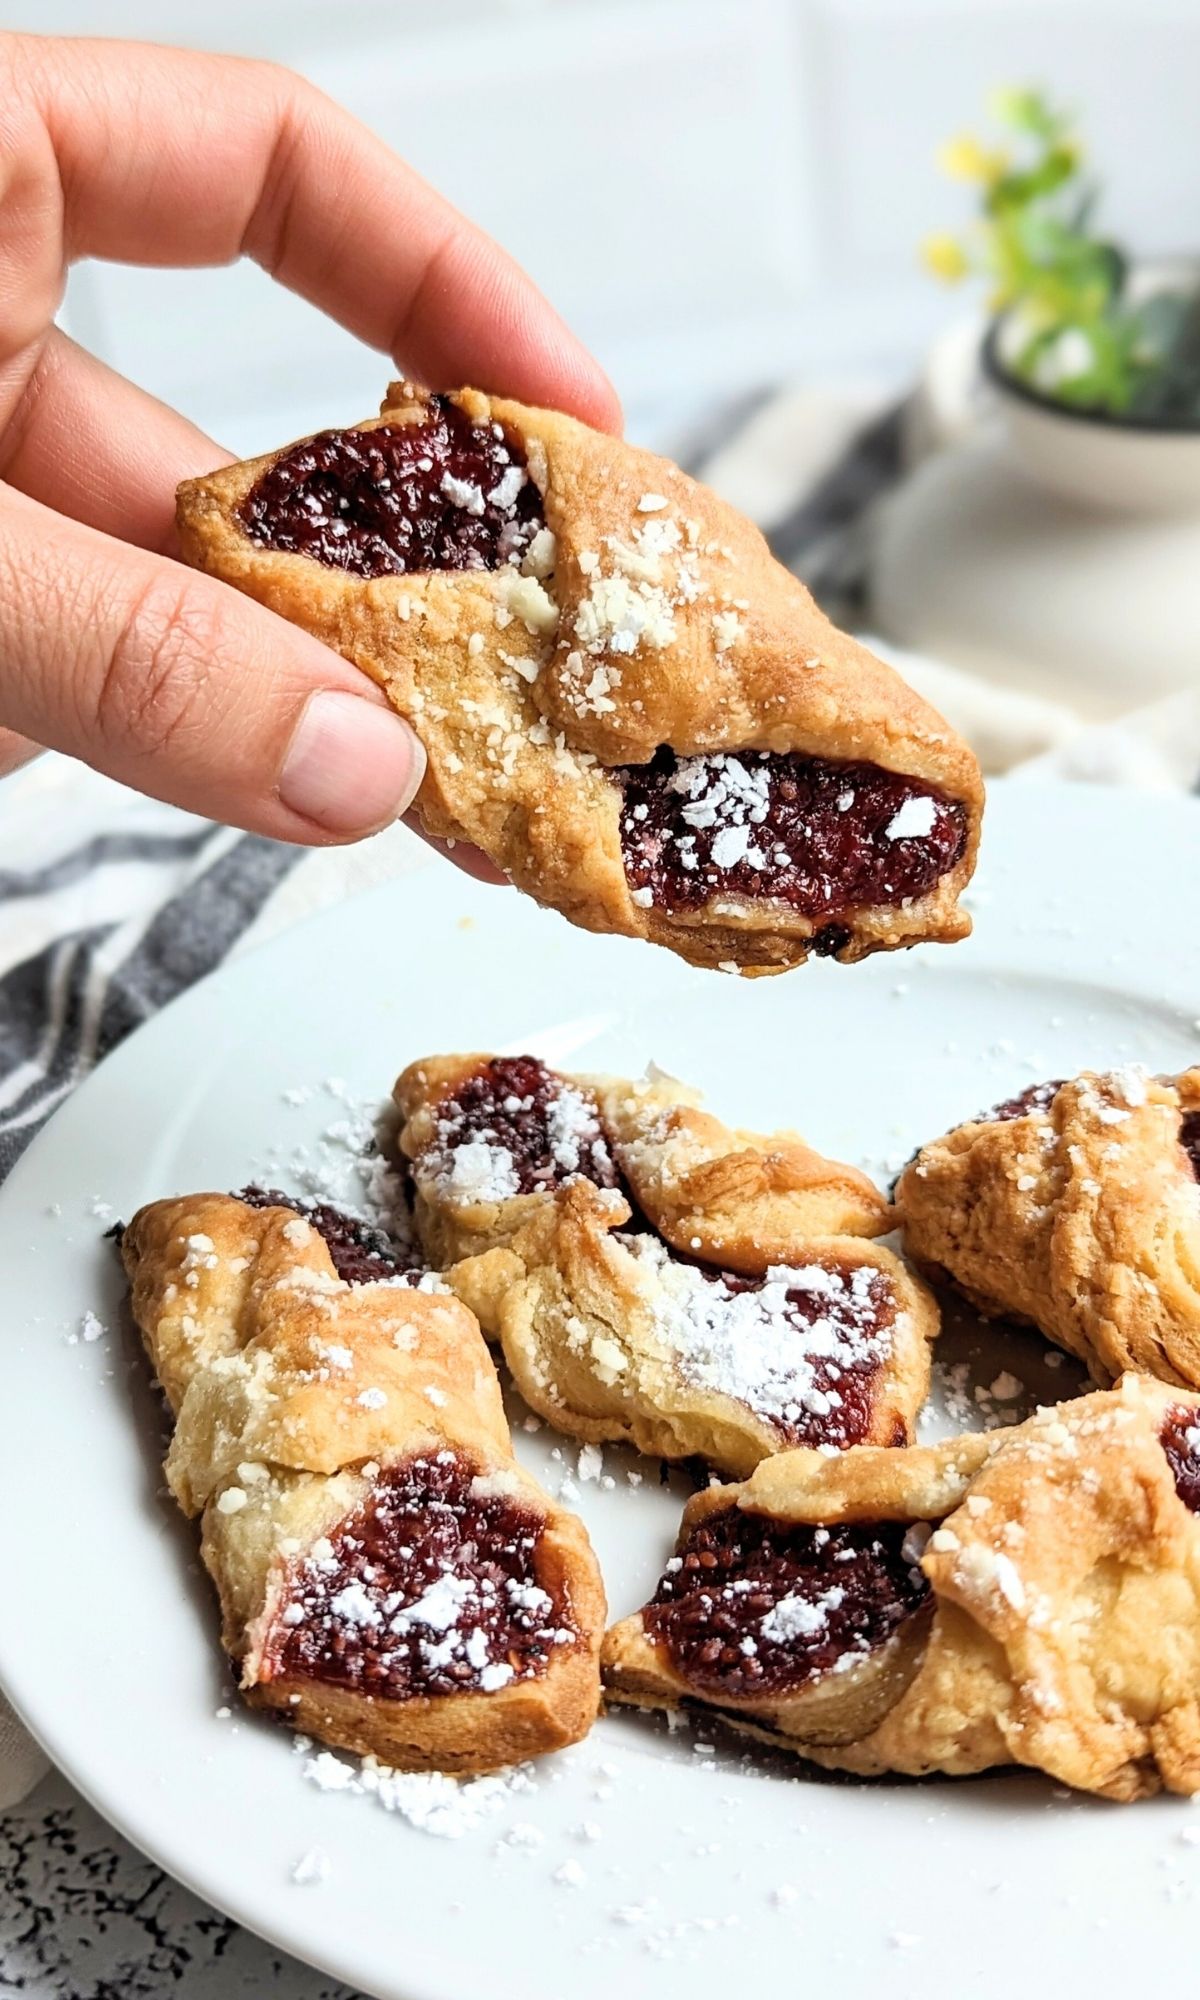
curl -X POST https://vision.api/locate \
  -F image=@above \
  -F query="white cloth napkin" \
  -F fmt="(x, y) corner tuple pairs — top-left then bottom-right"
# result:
(1012, 687), (1200, 792)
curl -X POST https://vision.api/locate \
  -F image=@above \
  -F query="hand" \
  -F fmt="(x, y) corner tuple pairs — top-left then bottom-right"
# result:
(0, 34), (621, 869)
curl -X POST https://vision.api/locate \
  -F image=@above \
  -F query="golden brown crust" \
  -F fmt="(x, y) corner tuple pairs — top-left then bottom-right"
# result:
(896, 1067), (1200, 1387)
(590, 1069), (890, 1268)
(603, 1374), (1200, 1800)
(395, 1054), (937, 1473)
(176, 382), (983, 974)
(121, 1192), (605, 1774)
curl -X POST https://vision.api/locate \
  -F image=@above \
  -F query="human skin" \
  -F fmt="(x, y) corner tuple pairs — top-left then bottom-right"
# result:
(0, 34), (621, 870)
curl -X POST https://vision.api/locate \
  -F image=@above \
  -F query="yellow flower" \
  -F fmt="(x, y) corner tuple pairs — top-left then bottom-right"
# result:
(921, 233), (969, 282)
(938, 133), (1009, 184)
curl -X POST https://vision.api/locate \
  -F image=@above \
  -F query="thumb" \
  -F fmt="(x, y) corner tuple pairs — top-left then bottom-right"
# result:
(0, 727), (40, 778)
(0, 488), (425, 844)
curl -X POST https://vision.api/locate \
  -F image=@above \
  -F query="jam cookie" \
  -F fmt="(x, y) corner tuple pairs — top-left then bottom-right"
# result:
(176, 382), (983, 975)
(395, 1054), (890, 1282)
(120, 1191), (605, 1774)
(603, 1373), (1200, 1800)
(895, 1066), (1200, 1388)
(395, 1055), (937, 1474)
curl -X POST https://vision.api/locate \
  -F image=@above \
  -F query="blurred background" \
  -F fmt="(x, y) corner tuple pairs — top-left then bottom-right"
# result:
(8, 0), (1198, 777)
(25, 0), (1200, 766)
(29, 0), (1200, 439)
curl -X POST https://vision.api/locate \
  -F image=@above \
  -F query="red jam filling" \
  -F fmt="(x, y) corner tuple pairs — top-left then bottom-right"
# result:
(645, 1507), (929, 1696)
(235, 1186), (420, 1286)
(266, 1452), (575, 1699)
(618, 749), (966, 929)
(1160, 1405), (1200, 1512)
(985, 1080), (1064, 1123)
(633, 1251), (899, 1451)
(238, 397), (543, 578)
(1181, 1111), (1200, 1179)
(426, 1056), (618, 1199)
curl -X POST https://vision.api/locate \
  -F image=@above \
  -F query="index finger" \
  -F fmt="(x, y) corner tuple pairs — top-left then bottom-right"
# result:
(10, 32), (622, 431)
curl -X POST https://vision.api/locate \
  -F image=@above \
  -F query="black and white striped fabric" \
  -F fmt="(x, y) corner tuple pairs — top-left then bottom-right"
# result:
(0, 821), (299, 1182)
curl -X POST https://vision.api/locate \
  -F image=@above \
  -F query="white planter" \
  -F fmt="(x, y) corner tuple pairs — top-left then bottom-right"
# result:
(867, 300), (1200, 717)
(985, 323), (1200, 517)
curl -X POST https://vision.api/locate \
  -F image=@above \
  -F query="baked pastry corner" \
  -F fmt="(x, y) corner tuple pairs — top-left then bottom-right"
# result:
(395, 1051), (937, 1474)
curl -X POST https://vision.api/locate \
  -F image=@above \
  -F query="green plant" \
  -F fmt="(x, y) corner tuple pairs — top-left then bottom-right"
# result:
(923, 87), (1200, 423)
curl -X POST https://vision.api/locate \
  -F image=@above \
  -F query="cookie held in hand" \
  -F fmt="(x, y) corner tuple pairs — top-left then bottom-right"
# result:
(177, 383), (983, 973)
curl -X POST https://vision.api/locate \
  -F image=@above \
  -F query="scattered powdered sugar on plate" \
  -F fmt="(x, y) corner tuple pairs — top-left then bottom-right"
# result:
(290, 1847), (331, 1886)
(576, 1443), (604, 1484)
(301, 1745), (537, 1838)
(66, 1309), (107, 1346)
(253, 1076), (416, 1253)
(927, 1359), (1023, 1433)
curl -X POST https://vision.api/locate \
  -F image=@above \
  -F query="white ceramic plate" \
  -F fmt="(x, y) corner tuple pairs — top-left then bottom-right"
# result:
(2, 781), (1199, 2000)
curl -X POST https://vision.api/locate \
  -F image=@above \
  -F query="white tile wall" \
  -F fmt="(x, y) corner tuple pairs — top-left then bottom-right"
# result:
(62, 0), (813, 450)
(18, 0), (1200, 447)
(810, 0), (1200, 282)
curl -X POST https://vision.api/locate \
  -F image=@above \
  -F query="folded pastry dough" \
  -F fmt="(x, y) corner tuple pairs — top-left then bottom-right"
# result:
(603, 1373), (1200, 1800)
(895, 1066), (1200, 1388)
(121, 1190), (605, 1774)
(395, 1054), (938, 1474)
(176, 382), (983, 974)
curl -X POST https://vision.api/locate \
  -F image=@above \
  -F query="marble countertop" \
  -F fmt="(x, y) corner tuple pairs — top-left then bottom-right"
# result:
(1, 1770), (359, 1999)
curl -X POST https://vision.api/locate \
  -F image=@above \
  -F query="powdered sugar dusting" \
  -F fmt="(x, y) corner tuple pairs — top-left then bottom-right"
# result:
(252, 1075), (418, 1264)
(67, 1309), (107, 1346)
(620, 748), (965, 925)
(421, 1057), (617, 1204)
(269, 1452), (575, 1701)
(303, 1747), (537, 1837)
(884, 796), (937, 841)
(442, 1138), (521, 1204)
(759, 1583), (846, 1643)
(624, 1235), (897, 1447)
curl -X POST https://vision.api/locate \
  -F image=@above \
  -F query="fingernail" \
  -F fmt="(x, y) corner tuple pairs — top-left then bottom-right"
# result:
(279, 691), (426, 835)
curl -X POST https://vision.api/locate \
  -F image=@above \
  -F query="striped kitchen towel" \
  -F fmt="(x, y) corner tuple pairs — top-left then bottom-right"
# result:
(0, 763), (300, 1184)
